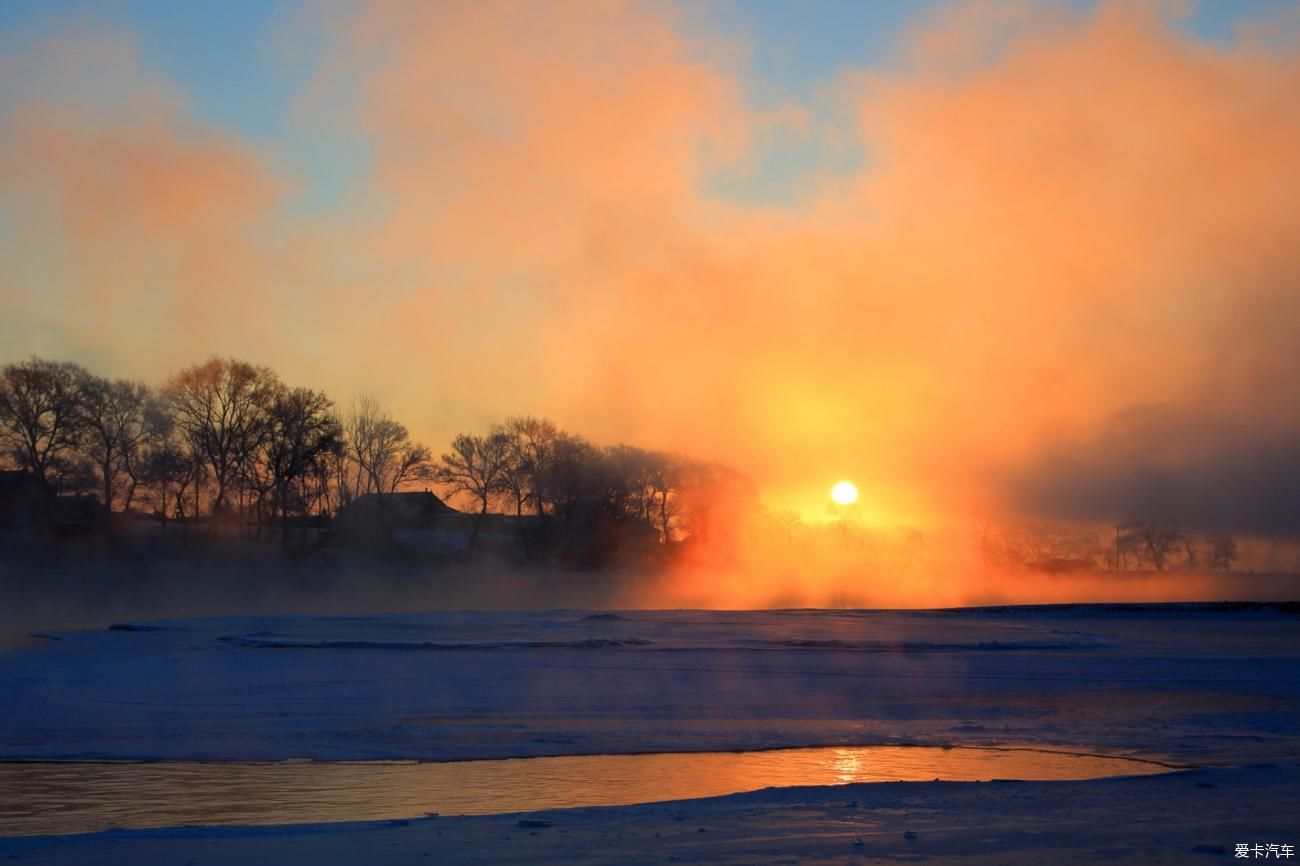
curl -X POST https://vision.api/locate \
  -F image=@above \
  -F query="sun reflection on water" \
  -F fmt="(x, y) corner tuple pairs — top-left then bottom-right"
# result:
(0, 746), (1169, 837)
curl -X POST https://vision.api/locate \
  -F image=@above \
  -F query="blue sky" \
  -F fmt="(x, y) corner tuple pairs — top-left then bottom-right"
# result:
(3, 0), (1293, 210)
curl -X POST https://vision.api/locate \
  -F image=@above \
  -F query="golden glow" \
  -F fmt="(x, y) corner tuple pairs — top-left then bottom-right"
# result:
(830, 480), (859, 506)
(6, 2), (1299, 611)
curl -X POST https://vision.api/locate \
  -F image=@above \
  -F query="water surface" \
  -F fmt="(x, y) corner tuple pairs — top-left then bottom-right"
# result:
(0, 745), (1172, 837)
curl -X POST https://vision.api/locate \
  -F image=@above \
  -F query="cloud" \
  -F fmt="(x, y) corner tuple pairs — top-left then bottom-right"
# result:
(4, 0), (1300, 535)
(0, 23), (294, 374)
(1010, 404), (1300, 534)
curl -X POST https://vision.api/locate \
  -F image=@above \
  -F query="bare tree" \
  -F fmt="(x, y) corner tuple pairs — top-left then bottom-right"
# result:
(141, 437), (202, 523)
(497, 417), (560, 515)
(119, 395), (171, 513)
(0, 357), (89, 489)
(644, 450), (681, 543)
(262, 387), (342, 543)
(1117, 520), (1182, 571)
(601, 445), (679, 541)
(325, 443), (362, 512)
(165, 358), (280, 515)
(435, 431), (512, 549)
(1209, 536), (1239, 572)
(344, 394), (432, 498)
(537, 432), (603, 523)
(674, 459), (757, 546)
(78, 375), (154, 511)
(386, 440), (433, 494)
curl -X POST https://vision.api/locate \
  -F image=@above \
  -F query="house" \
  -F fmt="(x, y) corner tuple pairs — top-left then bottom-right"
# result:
(332, 490), (540, 557)
(0, 470), (51, 531)
(333, 490), (463, 552)
(334, 491), (457, 535)
(50, 494), (108, 537)
(0, 470), (107, 537)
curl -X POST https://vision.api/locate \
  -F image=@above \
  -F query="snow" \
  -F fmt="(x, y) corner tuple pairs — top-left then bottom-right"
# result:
(1, 606), (1296, 764)
(1, 604), (1297, 862)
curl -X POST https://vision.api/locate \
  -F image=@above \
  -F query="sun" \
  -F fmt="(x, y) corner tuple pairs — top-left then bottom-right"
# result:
(830, 480), (858, 506)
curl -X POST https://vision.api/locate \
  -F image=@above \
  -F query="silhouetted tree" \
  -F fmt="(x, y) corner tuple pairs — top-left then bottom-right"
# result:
(675, 459), (757, 543)
(537, 433), (602, 524)
(262, 387), (342, 543)
(344, 394), (432, 497)
(436, 431), (511, 549)
(0, 357), (90, 490)
(78, 375), (154, 511)
(119, 395), (171, 513)
(1117, 520), (1182, 571)
(166, 358), (281, 516)
(1209, 536), (1239, 572)
(141, 437), (203, 524)
(602, 445), (680, 542)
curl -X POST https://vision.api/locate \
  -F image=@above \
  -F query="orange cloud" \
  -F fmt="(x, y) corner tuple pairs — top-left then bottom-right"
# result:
(5, 1), (1300, 547)
(0, 26), (293, 375)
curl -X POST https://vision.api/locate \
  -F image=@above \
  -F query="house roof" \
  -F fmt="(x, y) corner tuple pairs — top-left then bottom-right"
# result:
(334, 490), (459, 531)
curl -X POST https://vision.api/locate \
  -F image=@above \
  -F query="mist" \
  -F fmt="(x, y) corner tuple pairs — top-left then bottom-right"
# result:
(3, 1), (1300, 604)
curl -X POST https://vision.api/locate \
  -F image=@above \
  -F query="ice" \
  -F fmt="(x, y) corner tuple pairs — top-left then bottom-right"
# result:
(1, 605), (1296, 764)
(1, 604), (1296, 863)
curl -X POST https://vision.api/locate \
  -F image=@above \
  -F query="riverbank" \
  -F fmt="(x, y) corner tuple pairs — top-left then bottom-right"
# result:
(4, 764), (1295, 864)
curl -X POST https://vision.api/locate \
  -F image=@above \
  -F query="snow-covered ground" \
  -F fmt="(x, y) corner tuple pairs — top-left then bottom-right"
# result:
(1, 604), (1297, 862)
(4, 606), (1297, 764)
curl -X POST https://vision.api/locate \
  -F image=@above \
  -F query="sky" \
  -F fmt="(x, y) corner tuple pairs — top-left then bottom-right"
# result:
(2, 0), (1300, 533)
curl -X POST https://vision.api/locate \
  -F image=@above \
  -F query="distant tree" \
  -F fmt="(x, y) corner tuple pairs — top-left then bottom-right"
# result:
(643, 450), (681, 543)
(431, 418), (757, 565)
(0, 357), (89, 489)
(1209, 536), (1239, 572)
(497, 416), (561, 517)
(119, 395), (172, 513)
(994, 524), (1102, 569)
(302, 438), (343, 524)
(141, 437), (203, 523)
(262, 387), (343, 542)
(978, 523), (1019, 568)
(602, 445), (680, 542)
(165, 358), (281, 516)
(78, 375), (154, 511)
(1117, 520), (1182, 571)
(436, 431), (512, 549)
(537, 432), (603, 524)
(675, 459), (757, 546)
(324, 442), (361, 513)
(491, 417), (567, 556)
(769, 508), (802, 546)
(387, 440), (434, 494)
(344, 394), (432, 497)
(600, 444), (651, 521)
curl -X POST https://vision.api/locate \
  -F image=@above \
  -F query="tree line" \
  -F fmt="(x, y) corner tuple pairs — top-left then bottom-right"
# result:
(433, 417), (756, 560)
(978, 520), (1240, 572)
(0, 356), (754, 561)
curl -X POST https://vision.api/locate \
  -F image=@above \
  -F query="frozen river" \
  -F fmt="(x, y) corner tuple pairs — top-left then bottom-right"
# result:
(0, 745), (1172, 836)
(0, 604), (1294, 863)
